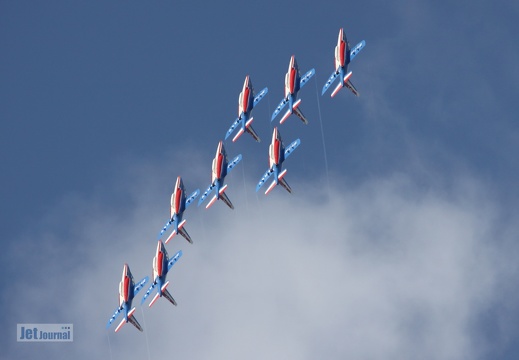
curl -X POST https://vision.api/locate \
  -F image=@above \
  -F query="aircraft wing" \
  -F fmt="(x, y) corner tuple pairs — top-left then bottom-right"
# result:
(133, 276), (149, 295)
(256, 168), (274, 191)
(299, 68), (315, 89)
(159, 219), (173, 238)
(198, 183), (216, 206)
(271, 97), (289, 121)
(225, 117), (242, 140)
(284, 138), (301, 160)
(349, 40), (366, 62)
(140, 281), (157, 305)
(227, 154), (242, 173)
(106, 306), (123, 328)
(253, 87), (268, 107)
(168, 250), (183, 271)
(322, 71), (340, 95)
(185, 189), (200, 209)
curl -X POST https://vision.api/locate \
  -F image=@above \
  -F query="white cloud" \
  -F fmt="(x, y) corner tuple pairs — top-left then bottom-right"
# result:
(4, 157), (515, 360)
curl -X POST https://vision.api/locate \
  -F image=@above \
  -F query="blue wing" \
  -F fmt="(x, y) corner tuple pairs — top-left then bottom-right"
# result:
(134, 276), (149, 295)
(225, 117), (242, 140)
(167, 250), (182, 271)
(299, 68), (315, 89)
(271, 97), (289, 121)
(198, 183), (216, 206)
(349, 40), (365, 62)
(256, 168), (274, 191)
(106, 306), (123, 328)
(227, 154), (242, 173)
(284, 139), (300, 160)
(253, 87), (268, 107)
(185, 189), (200, 209)
(322, 71), (340, 95)
(159, 219), (173, 238)
(141, 282), (157, 305)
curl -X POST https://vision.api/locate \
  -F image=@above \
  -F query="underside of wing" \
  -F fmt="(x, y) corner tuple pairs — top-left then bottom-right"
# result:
(349, 40), (366, 62)
(322, 71), (339, 95)
(198, 183), (216, 206)
(225, 118), (242, 140)
(256, 168), (274, 191)
(106, 306), (123, 328)
(168, 250), (183, 271)
(141, 282), (157, 305)
(272, 97), (289, 121)
(134, 276), (149, 295)
(299, 68), (315, 89)
(284, 138), (301, 160)
(227, 154), (242, 173)
(185, 189), (200, 208)
(253, 87), (268, 107)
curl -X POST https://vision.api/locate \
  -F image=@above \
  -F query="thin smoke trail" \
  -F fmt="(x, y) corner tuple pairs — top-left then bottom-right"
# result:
(106, 331), (114, 360)
(140, 306), (152, 360)
(314, 73), (331, 197)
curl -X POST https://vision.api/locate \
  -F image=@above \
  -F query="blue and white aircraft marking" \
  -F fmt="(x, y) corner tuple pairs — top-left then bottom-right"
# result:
(198, 141), (242, 209)
(106, 264), (149, 332)
(322, 28), (365, 97)
(271, 55), (315, 125)
(141, 241), (182, 308)
(225, 75), (268, 143)
(158, 176), (199, 244)
(256, 127), (300, 195)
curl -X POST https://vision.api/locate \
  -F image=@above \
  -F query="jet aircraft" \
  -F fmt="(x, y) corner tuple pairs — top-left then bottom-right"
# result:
(321, 28), (366, 97)
(158, 176), (199, 244)
(198, 141), (242, 209)
(256, 127), (300, 195)
(225, 75), (268, 142)
(106, 264), (149, 332)
(141, 241), (182, 308)
(271, 55), (315, 125)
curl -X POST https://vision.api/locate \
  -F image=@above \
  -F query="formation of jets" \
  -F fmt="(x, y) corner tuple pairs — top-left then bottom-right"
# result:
(107, 27), (365, 333)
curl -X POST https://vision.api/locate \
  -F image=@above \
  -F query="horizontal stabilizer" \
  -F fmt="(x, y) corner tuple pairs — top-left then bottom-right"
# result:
(265, 180), (277, 195)
(331, 71), (352, 98)
(165, 219), (187, 244)
(280, 98), (302, 125)
(232, 127), (245, 142)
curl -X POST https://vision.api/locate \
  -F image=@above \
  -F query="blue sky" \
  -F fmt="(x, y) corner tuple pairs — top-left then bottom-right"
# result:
(1, 1), (519, 359)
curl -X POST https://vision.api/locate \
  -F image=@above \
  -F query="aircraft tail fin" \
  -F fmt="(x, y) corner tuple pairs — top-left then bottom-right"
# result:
(345, 78), (359, 97)
(245, 117), (261, 142)
(219, 189), (234, 209)
(162, 288), (177, 306)
(293, 107), (308, 124)
(178, 226), (193, 244)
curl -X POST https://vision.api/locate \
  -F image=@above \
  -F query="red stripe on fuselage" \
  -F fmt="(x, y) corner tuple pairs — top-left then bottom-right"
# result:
(339, 41), (346, 67)
(174, 187), (181, 214)
(157, 251), (164, 276)
(241, 87), (250, 114)
(123, 277), (130, 302)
